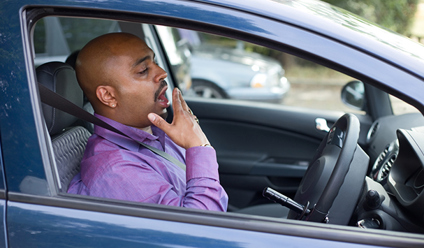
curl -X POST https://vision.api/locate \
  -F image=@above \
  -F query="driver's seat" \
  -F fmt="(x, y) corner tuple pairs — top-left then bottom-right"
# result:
(37, 61), (91, 193)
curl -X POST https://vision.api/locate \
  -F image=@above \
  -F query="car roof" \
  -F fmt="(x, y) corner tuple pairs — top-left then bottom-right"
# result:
(197, 0), (424, 81)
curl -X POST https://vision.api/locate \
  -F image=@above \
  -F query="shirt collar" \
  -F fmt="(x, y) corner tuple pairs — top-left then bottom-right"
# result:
(93, 113), (166, 152)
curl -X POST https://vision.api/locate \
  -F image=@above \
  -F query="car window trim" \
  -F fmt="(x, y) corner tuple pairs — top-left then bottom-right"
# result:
(22, 8), (59, 196)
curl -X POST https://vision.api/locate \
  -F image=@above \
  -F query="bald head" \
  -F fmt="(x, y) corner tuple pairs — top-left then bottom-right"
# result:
(75, 32), (169, 128)
(76, 33), (148, 110)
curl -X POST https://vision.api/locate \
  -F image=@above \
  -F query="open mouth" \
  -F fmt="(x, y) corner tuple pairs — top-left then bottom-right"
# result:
(155, 81), (170, 108)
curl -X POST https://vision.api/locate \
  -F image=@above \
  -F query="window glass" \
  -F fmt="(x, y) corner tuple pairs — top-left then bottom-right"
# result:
(390, 95), (420, 115)
(159, 28), (364, 114)
(155, 26), (192, 93)
(33, 17), (120, 66)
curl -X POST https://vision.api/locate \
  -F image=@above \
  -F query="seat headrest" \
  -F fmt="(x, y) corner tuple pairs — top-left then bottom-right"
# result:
(65, 50), (79, 69)
(37, 62), (83, 136)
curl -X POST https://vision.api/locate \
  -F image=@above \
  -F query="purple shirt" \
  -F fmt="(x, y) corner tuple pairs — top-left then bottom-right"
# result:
(68, 114), (228, 211)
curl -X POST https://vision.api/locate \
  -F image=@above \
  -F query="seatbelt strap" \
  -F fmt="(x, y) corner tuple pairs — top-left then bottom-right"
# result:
(38, 83), (186, 171)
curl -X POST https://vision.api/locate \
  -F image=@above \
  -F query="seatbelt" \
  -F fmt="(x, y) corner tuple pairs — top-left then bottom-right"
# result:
(38, 83), (186, 171)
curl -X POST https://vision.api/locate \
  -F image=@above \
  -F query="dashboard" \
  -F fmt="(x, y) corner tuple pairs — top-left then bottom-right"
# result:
(356, 113), (424, 233)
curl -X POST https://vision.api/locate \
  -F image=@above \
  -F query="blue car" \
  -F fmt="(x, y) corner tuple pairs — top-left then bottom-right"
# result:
(1, 0), (424, 247)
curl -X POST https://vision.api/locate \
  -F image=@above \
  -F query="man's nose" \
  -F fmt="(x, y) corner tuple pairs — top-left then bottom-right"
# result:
(154, 65), (168, 83)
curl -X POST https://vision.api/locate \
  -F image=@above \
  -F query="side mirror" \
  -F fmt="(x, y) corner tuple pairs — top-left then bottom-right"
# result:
(341, 80), (365, 111)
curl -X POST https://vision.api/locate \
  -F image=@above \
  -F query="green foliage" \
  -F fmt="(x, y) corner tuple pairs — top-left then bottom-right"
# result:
(322, 0), (419, 35)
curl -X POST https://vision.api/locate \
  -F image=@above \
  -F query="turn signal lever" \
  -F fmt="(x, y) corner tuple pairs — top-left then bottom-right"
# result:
(263, 187), (311, 218)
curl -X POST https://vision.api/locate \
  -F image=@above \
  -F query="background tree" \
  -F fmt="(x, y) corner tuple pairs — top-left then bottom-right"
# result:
(323, 0), (419, 35)
(280, 0), (420, 70)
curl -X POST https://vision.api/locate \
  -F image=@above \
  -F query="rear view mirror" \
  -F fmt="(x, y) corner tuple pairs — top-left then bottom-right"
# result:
(341, 80), (365, 110)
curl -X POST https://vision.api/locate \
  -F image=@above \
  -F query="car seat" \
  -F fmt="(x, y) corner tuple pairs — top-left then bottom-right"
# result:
(37, 62), (91, 193)
(65, 50), (95, 133)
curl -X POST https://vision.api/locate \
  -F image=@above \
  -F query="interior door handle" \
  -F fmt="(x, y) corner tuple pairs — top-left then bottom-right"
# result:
(315, 118), (330, 132)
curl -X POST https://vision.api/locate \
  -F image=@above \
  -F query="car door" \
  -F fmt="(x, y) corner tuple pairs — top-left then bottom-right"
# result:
(3, 1), (424, 247)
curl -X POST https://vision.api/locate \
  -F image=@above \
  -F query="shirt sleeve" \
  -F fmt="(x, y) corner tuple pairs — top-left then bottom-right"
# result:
(184, 146), (228, 211)
(80, 147), (228, 212)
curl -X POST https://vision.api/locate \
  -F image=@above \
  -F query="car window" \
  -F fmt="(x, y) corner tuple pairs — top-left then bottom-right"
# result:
(158, 28), (365, 115)
(33, 17), (120, 66)
(155, 25), (192, 93)
(390, 95), (420, 115)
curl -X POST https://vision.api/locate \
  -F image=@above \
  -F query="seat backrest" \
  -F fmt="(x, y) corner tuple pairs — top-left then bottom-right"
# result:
(37, 62), (91, 192)
(66, 50), (95, 133)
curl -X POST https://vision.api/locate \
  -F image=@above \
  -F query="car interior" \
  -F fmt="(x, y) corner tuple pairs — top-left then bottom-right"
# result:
(31, 13), (424, 234)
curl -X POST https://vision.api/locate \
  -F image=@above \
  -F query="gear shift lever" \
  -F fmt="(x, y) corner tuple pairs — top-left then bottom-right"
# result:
(263, 187), (311, 218)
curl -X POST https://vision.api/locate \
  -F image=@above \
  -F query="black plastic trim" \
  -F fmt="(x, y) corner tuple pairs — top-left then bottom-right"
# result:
(0, 190), (5, 200)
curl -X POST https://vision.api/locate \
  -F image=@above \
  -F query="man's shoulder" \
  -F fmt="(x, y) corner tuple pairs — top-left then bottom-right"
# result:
(81, 137), (151, 179)
(84, 134), (130, 163)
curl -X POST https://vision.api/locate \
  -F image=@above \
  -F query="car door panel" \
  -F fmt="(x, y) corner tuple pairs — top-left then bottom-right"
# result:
(0, 201), (6, 248)
(186, 98), (344, 208)
(7, 199), (389, 248)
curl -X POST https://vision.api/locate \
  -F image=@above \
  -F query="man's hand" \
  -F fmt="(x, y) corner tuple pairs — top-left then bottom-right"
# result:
(148, 88), (210, 149)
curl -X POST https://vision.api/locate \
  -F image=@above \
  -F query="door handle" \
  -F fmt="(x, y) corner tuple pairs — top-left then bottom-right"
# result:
(315, 118), (330, 132)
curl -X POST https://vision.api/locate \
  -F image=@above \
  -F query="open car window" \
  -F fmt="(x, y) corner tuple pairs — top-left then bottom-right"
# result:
(33, 17), (415, 118)
(157, 27), (369, 114)
(390, 94), (420, 115)
(32, 15), (417, 210)
(34, 17), (120, 66)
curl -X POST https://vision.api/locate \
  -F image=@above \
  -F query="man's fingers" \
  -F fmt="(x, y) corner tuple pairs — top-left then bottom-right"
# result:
(173, 88), (191, 112)
(148, 113), (170, 132)
(172, 88), (183, 111)
(178, 89), (190, 111)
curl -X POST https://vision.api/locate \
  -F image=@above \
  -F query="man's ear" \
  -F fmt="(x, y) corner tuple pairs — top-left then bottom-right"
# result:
(96, 85), (117, 108)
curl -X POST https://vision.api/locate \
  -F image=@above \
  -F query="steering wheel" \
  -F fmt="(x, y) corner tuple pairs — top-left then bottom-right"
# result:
(287, 113), (368, 224)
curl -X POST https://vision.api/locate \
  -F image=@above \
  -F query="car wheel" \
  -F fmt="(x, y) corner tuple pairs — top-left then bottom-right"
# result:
(192, 80), (228, 99)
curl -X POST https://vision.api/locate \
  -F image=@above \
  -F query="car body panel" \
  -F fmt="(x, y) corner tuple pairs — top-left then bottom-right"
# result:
(0, 201), (6, 248)
(1, 0), (424, 247)
(8, 198), (396, 248)
(7, 189), (424, 247)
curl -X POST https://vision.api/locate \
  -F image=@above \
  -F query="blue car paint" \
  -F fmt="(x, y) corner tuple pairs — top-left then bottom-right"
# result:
(7, 202), (384, 248)
(0, 202), (6, 248)
(0, 0), (424, 247)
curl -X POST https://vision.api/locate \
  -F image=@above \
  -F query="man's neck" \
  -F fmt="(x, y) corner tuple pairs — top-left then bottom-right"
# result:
(140, 125), (153, 134)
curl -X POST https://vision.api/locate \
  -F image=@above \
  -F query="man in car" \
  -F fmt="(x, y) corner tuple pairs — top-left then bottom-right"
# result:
(67, 33), (228, 212)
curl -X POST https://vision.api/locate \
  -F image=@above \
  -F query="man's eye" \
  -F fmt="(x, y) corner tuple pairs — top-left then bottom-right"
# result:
(139, 68), (148, 74)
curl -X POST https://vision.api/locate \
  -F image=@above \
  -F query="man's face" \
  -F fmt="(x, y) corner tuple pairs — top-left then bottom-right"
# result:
(107, 37), (170, 128)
